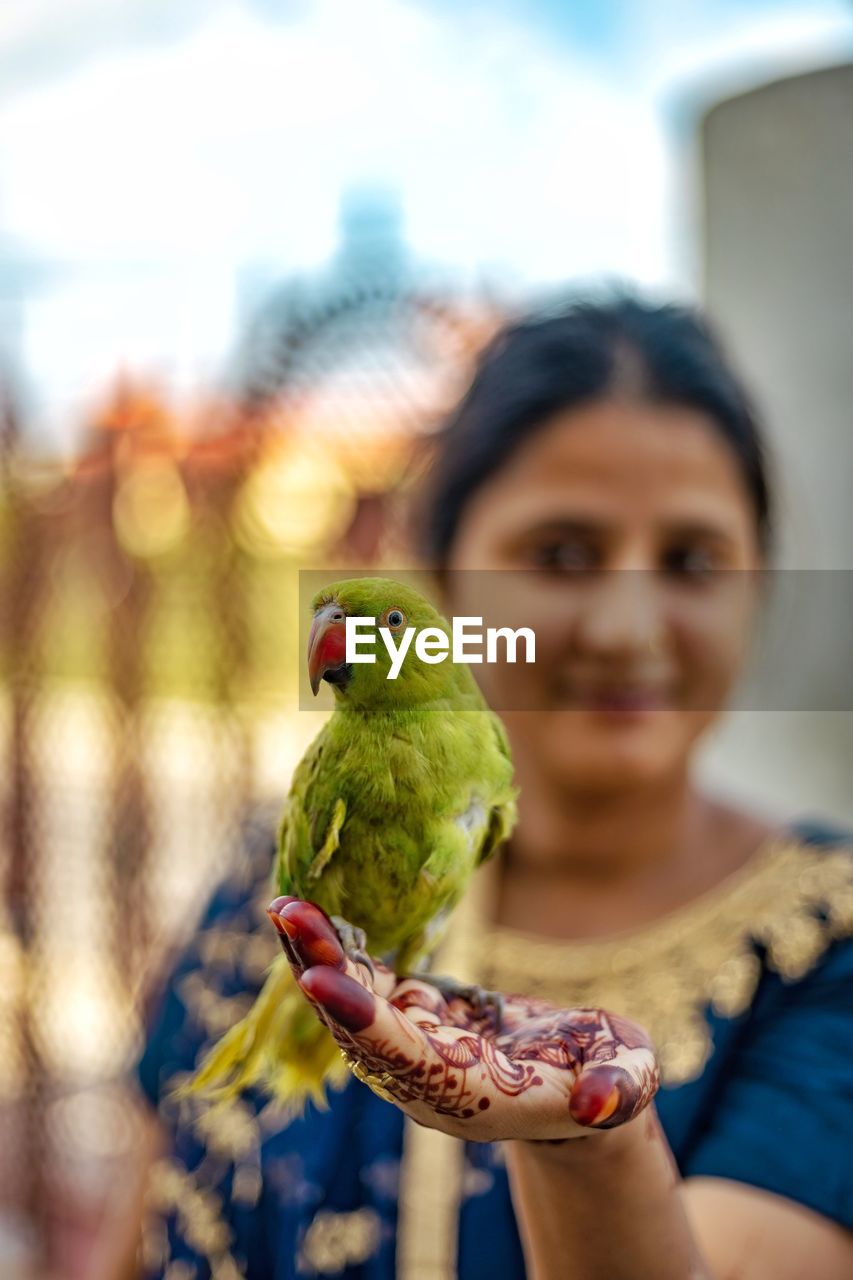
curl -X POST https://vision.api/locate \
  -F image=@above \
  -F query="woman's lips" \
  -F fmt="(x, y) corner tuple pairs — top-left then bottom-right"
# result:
(560, 682), (672, 713)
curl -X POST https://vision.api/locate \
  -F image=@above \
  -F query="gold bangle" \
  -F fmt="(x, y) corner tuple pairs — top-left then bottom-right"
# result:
(340, 1049), (398, 1104)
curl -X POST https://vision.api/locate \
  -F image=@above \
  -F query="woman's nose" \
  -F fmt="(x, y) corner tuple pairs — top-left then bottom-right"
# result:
(574, 570), (663, 657)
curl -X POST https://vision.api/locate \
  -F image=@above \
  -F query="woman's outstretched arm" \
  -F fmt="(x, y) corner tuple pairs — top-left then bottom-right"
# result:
(506, 1111), (708, 1280)
(507, 1127), (853, 1280)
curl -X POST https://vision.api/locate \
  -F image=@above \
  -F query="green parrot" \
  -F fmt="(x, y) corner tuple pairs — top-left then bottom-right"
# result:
(190, 577), (517, 1108)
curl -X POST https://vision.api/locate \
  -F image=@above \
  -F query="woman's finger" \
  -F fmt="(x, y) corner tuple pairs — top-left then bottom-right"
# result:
(268, 896), (345, 972)
(497, 1007), (660, 1132)
(565, 1009), (658, 1129)
(568, 1056), (656, 1128)
(267, 897), (397, 997)
(297, 961), (483, 1117)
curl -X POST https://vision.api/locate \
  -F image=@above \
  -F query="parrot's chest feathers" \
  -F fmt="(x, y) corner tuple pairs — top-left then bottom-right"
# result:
(335, 716), (474, 814)
(321, 712), (491, 869)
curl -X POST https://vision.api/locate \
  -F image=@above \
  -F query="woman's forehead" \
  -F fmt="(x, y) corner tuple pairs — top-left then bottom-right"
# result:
(480, 400), (754, 516)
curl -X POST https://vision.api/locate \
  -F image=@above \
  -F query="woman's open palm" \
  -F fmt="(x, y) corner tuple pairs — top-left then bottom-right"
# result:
(269, 896), (659, 1143)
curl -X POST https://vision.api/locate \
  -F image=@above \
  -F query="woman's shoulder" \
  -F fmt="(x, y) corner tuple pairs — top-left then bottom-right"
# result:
(740, 817), (853, 975)
(750, 815), (853, 985)
(742, 817), (853, 1017)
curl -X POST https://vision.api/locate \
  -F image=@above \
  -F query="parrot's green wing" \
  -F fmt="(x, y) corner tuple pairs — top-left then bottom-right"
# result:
(477, 712), (517, 865)
(478, 793), (516, 866)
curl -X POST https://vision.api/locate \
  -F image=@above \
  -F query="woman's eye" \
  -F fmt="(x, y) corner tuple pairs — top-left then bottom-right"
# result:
(532, 541), (597, 573)
(662, 546), (718, 577)
(385, 609), (405, 629)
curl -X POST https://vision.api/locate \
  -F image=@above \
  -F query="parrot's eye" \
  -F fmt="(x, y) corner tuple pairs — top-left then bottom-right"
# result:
(383, 607), (406, 630)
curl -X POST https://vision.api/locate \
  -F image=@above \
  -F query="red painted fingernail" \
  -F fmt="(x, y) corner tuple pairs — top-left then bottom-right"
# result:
(267, 897), (299, 936)
(269, 895), (299, 914)
(569, 1066), (628, 1128)
(280, 901), (345, 970)
(299, 966), (375, 1031)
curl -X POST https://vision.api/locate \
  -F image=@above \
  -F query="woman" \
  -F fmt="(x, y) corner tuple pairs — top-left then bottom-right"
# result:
(129, 296), (852, 1279)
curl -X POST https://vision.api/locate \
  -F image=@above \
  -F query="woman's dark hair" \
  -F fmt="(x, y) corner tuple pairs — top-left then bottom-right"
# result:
(421, 293), (772, 561)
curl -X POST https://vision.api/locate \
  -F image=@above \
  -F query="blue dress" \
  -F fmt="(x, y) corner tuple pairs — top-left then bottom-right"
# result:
(137, 815), (853, 1279)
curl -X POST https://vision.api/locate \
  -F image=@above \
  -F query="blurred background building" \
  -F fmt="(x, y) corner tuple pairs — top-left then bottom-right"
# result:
(0, 2), (852, 1277)
(696, 58), (853, 830)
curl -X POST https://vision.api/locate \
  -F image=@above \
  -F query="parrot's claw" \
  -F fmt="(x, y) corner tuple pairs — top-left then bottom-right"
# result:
(412, 973), (504, 1030)
(331, 916), (375, 980)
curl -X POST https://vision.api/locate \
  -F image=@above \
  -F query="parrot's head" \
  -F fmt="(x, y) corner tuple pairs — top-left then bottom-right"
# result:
(308, 577), (457, 710)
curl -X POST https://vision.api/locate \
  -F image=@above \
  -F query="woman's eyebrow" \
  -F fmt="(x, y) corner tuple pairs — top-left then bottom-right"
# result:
(660, 519), (740, 545)
(514, 517), (608, 539)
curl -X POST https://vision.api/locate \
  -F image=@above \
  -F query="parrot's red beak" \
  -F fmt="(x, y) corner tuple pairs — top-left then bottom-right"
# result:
(308, 602), (348, 695)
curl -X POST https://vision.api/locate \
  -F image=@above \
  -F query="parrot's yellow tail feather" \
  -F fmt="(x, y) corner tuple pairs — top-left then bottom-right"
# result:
(175, 954), (349, 1112)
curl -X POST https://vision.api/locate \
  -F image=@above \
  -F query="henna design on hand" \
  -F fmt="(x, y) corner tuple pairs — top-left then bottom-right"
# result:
(269, 897), (660, 1139)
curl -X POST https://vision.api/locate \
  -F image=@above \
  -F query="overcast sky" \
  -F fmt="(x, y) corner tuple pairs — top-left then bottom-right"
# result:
(1, 0), (851, 444)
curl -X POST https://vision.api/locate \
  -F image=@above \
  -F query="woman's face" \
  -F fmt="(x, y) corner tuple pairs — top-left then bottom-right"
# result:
(441, 397), (764, 796)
